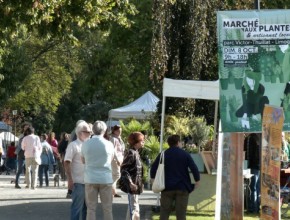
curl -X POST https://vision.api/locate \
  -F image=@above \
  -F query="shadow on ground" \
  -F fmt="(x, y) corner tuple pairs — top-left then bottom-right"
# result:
(0, 200), (152, 220)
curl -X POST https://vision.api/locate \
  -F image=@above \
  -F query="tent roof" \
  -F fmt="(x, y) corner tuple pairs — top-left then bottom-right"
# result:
(109, 91), (160, 119)
(0, 131), (19, 142)
(163, 78), (219, 100)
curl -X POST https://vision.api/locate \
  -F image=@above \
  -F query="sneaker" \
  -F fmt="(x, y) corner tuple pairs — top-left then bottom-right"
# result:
(114, 194), (122, 198)
(15, 185), (21, 189)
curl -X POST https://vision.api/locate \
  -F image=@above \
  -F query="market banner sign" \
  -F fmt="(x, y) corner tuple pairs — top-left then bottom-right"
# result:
(261, 105), (284, 219)
(217, 10), (290, 132)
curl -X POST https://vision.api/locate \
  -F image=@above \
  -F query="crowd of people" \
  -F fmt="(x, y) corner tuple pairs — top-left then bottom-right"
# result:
(11, 123), (70, 189)
(0, 120), (201, 220)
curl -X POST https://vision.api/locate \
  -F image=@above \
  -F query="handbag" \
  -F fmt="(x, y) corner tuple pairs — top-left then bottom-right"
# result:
(34, 147), (41, 165)
(119, 170), (131, 193)
(152, 151), (165, 193)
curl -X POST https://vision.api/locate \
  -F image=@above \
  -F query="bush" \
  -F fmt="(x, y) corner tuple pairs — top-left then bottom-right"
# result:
(120, 119), (152, 147)
(188, 117), (211, 149)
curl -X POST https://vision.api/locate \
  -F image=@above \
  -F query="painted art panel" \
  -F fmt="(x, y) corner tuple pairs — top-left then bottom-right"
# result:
(261, 105), (284, 219)
(217, 10), (290, 132)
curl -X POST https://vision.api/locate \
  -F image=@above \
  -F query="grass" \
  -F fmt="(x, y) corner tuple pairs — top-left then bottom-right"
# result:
(151, 208), (260, 220)
(152, 174), (216, 220)
(150, 173), (290, 219)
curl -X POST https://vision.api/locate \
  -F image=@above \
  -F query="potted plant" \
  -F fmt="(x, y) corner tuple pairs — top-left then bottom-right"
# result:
(188, 116), (211, 151)
(187, 116), (212, 173)
(120, 119), (152, 141)
(165, 115), (190, 138)
(184, 142), (205, 173)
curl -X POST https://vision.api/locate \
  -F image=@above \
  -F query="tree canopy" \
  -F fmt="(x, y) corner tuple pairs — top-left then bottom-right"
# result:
(150, 0), (290, 124)
(2, 0), (290, 135)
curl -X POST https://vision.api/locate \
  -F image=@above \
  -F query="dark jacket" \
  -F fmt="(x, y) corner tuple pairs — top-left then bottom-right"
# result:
(120, 148), (143, 194)
(58, 140), (68, 156)
(244, 133), (261, 170)
(15, 136), (25, 160)
(236, 84), (269, 117)
(150, 146), (200, 193)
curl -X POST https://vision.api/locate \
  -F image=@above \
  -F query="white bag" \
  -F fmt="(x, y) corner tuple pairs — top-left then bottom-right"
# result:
(33, 147), (41, 165)
(152, 151), (165, 193)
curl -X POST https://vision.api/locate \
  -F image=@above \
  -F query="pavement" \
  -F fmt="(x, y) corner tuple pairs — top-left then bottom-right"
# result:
(0, 173), (158, 220)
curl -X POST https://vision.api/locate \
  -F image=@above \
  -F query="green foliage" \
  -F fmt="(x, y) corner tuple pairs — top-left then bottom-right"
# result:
(0, 32), (75, 132)
(52, 0), (153, 133)
(149, 0), (290, 125)
(3, 0), (290, 136)
(165, 115), (190, 138)
(150, 0), (221, 124)
(119, 118), (168, 164)
(207, 125), (215, 141)
(164, 115), (211, 150)
(188, 117), (211, 148)
(120, 119), (151, 143)
(0, 0), (138, 41)
(142, 163), (149, 183)
(184, 143), (199, 154)
(143, 135), (169, 163)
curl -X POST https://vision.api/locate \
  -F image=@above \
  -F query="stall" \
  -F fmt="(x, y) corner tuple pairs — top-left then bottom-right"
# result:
(108, 91), (160, 120)
(159, 78), (219, 153)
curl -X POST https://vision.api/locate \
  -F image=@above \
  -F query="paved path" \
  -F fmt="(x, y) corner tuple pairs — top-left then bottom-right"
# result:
(0, 174), (158, 220)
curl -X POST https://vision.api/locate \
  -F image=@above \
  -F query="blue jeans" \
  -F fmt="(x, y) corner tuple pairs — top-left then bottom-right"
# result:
(15, 159), (25, 185)
(38, 165), (49, 187)
(71, 183), (87, 220)
(7, 158), (16, 170)
(248, 169), (260, 213)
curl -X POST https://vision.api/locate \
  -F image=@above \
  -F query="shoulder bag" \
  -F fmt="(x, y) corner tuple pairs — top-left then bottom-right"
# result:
(152, 151), (165, 193)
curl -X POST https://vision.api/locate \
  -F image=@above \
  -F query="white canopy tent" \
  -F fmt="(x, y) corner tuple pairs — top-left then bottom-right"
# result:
(160, 78), (220, 151)
(0, 131), (19, 142)
(108, 91), (160, 120)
